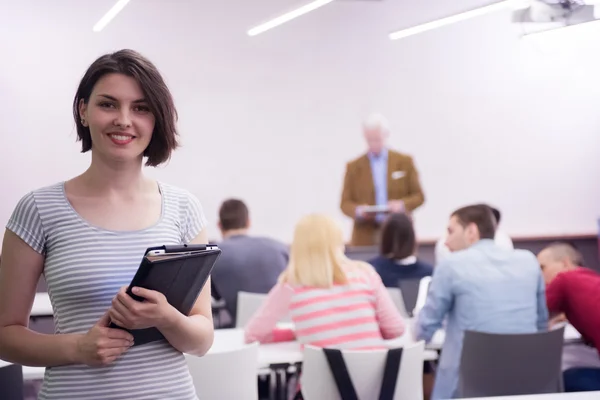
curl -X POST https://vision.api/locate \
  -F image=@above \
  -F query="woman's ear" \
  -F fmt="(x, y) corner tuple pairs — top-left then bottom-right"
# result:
(79, 99), (88, 126)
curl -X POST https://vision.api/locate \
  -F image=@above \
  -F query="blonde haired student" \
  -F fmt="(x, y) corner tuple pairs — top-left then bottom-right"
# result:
(244, 214), (405, 349)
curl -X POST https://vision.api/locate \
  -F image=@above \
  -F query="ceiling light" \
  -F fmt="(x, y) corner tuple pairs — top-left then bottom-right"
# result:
(93, 0), (131, 32)
(247, 0), (335, 37)
(389, 0), (526, 41)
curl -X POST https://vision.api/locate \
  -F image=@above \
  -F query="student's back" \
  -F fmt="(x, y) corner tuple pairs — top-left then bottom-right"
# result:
(212, 234), (288, 325)
(444, 244), (544, 333)
(419, 240), (547, 399)
(243, 214), (405, 349)
(369, 255), (433, 288)
(546, 268), (600, 355)
(245, 262), (405, 349)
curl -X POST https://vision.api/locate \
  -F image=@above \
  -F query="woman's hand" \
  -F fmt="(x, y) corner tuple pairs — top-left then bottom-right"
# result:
(108, 286), (176, 331)
(76, 312), (134, 366)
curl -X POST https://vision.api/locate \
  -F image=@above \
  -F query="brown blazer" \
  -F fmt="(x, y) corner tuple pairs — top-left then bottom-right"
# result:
(340, 150), (425, 246)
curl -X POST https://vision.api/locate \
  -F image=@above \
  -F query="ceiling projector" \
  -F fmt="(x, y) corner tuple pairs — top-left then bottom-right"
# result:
(513, 0), (598, 32)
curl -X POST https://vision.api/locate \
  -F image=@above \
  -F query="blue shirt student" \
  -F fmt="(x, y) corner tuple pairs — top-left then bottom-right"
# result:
(416, 239), (549, 399)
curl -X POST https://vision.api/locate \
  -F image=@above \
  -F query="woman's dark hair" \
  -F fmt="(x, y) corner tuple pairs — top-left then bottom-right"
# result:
(72, 49), (179, 167)
(380, 213), (417, 260)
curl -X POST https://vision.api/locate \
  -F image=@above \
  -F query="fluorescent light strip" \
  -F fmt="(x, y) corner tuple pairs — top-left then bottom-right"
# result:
(247, 0), (335, 37)
(389, 0), (522, 41)
(93, 0), (131, 32)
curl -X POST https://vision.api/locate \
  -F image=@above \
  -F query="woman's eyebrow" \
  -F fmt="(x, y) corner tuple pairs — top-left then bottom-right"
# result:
(97, 94), (146, 103)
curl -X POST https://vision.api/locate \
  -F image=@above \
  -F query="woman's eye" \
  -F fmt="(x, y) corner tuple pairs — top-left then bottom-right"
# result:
(99, 102), (115, 108)
(134, 105), (151, 113)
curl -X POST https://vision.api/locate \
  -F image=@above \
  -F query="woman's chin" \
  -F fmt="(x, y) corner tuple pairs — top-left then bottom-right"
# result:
(97, 150), (145, 166)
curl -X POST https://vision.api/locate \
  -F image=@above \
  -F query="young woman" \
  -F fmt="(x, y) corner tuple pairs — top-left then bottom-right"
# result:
(368, 213), (433, 288)
(0, 50), (212, 399)
(245, 214), (404, 349)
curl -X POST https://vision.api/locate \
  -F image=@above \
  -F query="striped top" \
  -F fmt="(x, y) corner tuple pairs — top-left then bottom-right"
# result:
(6, 182), (206, 400)
(244, 264), (405, 349)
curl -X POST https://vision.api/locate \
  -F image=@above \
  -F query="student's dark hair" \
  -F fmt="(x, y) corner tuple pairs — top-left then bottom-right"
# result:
(380, 213), (417, 260)
(219, 199), (250, 231)
(451, 204), (496, 240)
(72, 49), (179, 167)
(490, 207), (501, 224)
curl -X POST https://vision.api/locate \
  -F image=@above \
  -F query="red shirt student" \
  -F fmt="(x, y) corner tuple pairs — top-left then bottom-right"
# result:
(538, 244), (600, 354)
(546, 268), (600, 353)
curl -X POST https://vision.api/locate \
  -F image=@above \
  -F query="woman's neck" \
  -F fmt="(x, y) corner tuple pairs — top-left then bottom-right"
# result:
(79, 153), (149, 195)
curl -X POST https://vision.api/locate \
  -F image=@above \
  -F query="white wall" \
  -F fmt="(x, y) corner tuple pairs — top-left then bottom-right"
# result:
(1, 0), (599, 244)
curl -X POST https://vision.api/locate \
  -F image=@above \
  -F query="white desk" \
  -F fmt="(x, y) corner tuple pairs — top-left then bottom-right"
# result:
(0, 360), (45, 381)
(4, 328), (433, 383)
(209, 329), (438, 368)
(31, 293), (53, 317)
(466, 392), (600, 399)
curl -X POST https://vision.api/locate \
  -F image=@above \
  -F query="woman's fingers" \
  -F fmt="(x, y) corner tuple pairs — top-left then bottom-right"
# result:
(108, 309), (131, 330)
(105, 326), (134, 342)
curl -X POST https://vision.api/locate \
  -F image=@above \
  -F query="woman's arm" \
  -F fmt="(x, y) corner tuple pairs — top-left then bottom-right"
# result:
(156, 229), (214, 356)
(0, 230), (80, 366)
(370, 269), (406, 339)
(244, 283), (294, 344)
(0, 231), (133, 367)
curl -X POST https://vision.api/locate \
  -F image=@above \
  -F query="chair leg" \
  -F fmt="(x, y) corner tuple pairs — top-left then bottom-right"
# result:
(278, 369), (287, 400)
(269, 369), (277, 400)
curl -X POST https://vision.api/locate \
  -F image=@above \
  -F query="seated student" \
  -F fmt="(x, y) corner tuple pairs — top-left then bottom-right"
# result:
(538, 242), (600, 392)
(434, 204), (513, 264)
(417, 204), (548, 400)
(368, 213), (433, 287)
(244, 214), (405, 348)
(211, 199), (288, 326)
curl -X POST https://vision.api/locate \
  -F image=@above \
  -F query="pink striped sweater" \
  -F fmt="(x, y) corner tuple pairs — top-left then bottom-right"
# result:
(244, 264), (405, 349)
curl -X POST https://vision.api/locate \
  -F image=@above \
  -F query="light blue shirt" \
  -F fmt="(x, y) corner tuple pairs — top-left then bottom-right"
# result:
(367, 148), (388, 224)
(416, 239), (549, 400)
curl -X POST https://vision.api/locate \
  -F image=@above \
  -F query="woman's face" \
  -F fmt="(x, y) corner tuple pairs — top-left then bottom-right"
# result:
(79, 73), (155, 164)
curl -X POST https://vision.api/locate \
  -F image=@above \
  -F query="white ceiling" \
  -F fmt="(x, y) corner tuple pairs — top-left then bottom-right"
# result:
(0, 1), (514, 51)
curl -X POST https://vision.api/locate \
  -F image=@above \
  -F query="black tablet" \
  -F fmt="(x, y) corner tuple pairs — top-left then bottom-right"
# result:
(110, 244), (221, 346)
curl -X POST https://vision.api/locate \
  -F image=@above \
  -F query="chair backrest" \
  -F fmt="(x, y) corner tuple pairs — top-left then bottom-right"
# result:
(0, 362), (24, 400)
(185, 342), (259, 400)
(236, 291), (269, 328)
(301, 341), (424, 400)
(413, 276), (431, 315)
(385, 288), (409, 318)
(236, 291), (290, 327)
(459, 326), (565, 398)
(396, 278), (423, 317)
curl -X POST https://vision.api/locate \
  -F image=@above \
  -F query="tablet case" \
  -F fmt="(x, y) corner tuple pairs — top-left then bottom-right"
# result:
(110, 244), (221, 346)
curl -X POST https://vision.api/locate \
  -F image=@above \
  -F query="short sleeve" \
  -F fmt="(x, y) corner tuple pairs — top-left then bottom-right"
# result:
(181, 192), (208, 244)
(5, 192), (46, 254)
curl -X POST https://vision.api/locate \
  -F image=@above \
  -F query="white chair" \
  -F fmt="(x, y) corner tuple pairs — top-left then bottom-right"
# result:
(386, 287), (409, 318)
(301, 341), (425, 400)
(236, 292), (268, 328)
(413, 276), (432, 315)
(236, 291), (290, 328)
(185, 342), (259, 400)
